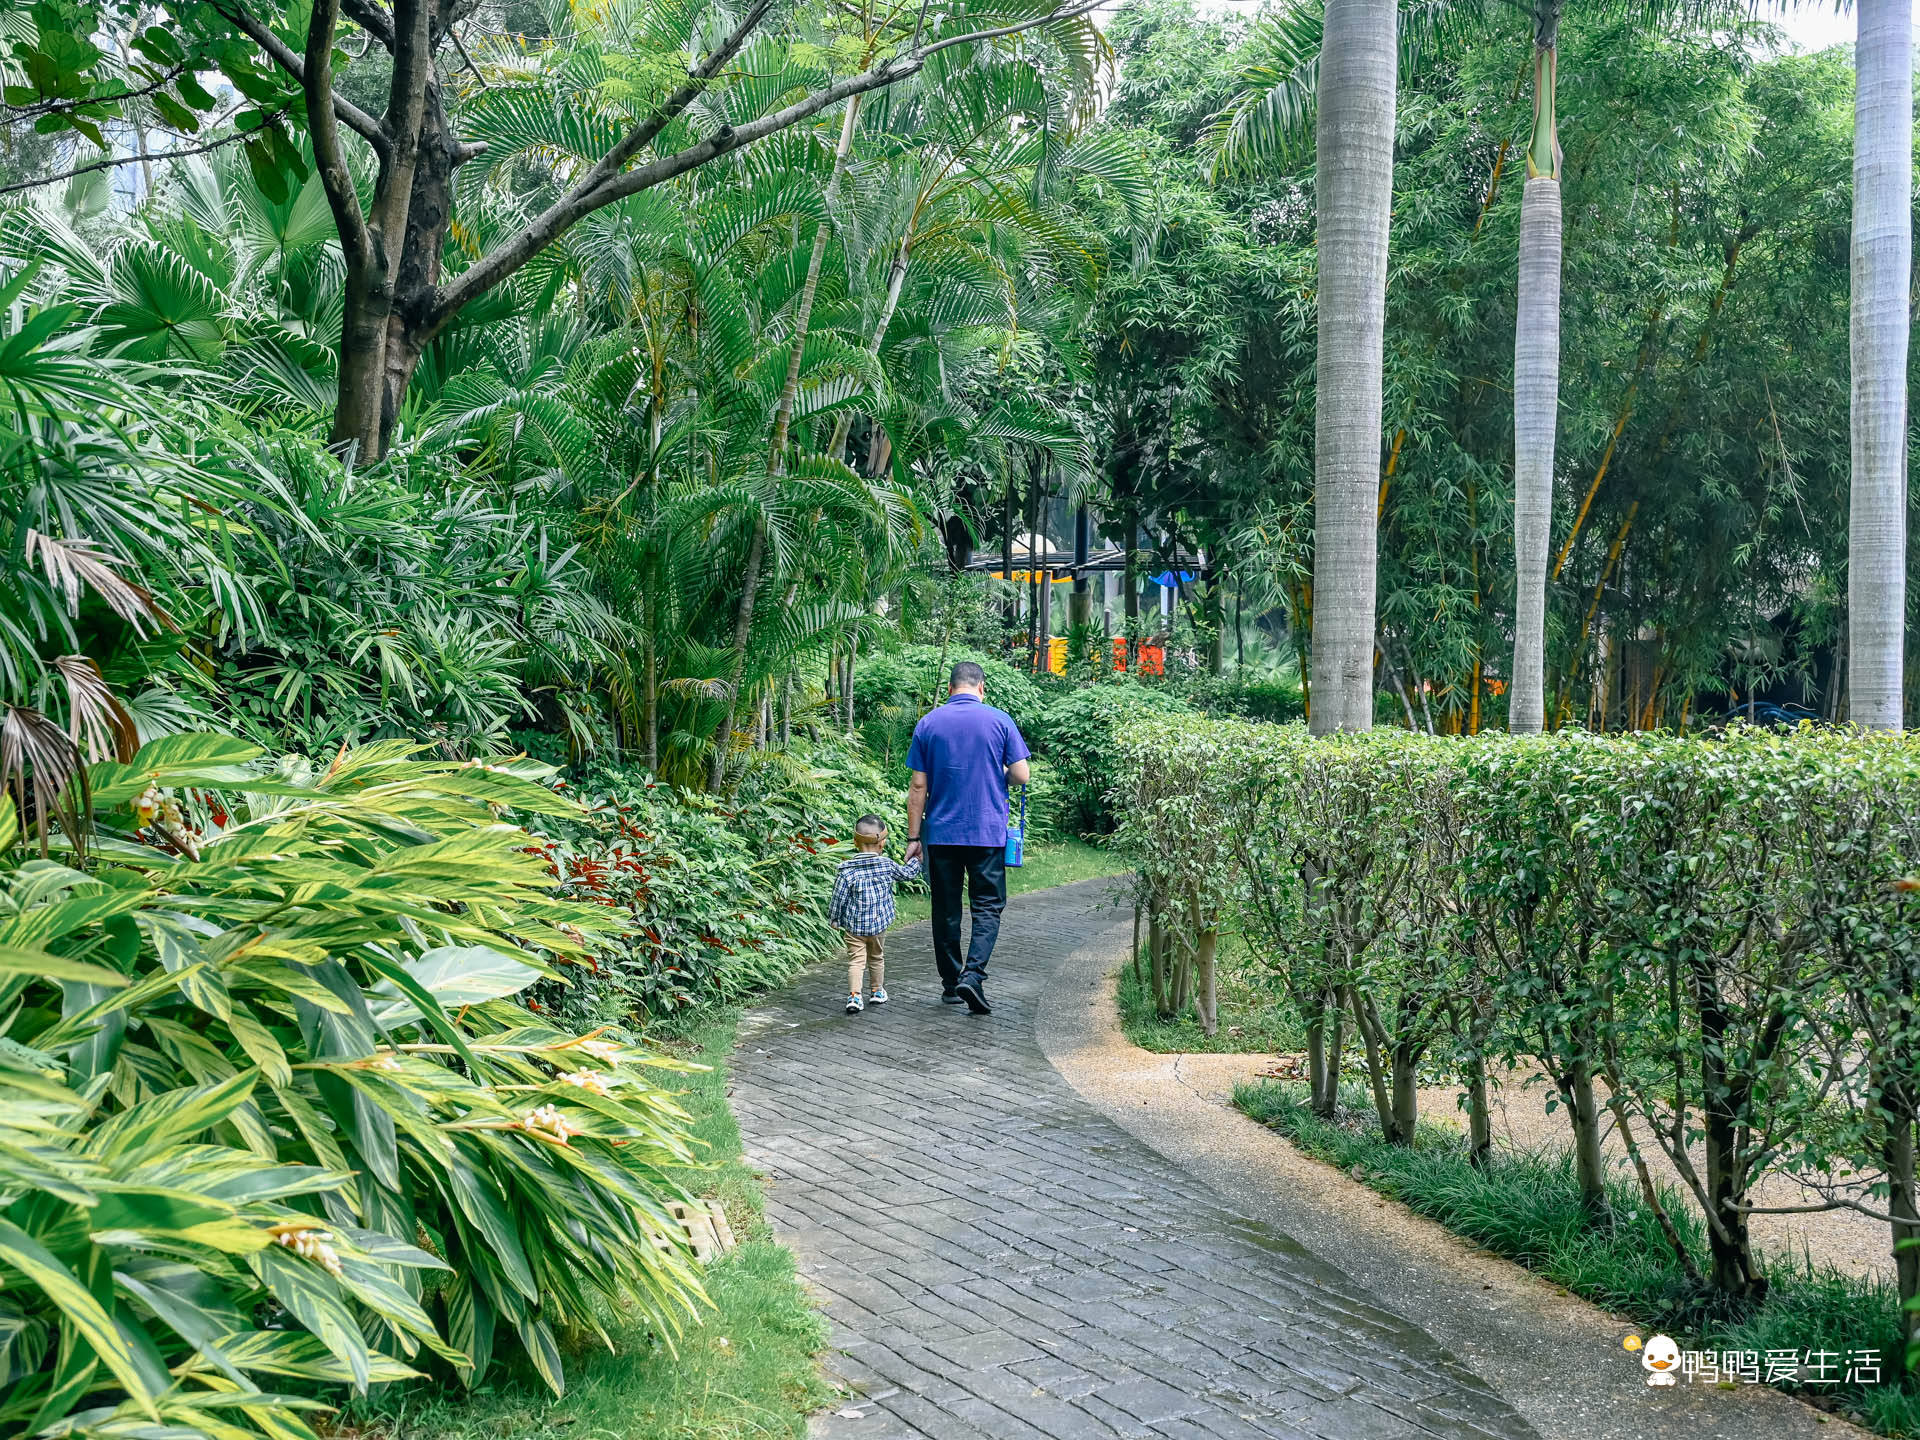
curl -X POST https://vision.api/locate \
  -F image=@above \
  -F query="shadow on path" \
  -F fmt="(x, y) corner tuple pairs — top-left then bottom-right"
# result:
(731, 879), (1536, 1440)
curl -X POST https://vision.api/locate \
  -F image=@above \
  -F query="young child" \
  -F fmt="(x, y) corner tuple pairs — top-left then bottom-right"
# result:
(827, 814), (920, 1014)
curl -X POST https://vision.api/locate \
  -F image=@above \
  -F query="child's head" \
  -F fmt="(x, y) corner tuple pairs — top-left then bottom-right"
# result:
(853, 814), (888, 852)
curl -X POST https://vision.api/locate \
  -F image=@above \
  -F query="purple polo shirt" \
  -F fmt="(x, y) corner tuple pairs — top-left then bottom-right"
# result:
(905, 694), (1030, 847)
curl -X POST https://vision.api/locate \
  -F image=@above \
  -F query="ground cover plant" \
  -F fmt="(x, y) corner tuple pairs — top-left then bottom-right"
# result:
(1117, 930), (1307, 1055)
(1114, 716), (1920, 1407)
(344, 1010), (833, 1440)
(1236, 1081), (1913, 1435)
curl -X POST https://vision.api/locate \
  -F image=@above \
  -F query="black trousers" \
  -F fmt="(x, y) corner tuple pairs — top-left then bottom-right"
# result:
(926, 844), (1007, 989)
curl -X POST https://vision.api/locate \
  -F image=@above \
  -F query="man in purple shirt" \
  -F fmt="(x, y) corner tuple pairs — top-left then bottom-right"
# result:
(901, 661), (1031, 1014)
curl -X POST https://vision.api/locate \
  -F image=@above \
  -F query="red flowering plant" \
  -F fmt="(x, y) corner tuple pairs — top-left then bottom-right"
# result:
(524, 742), (911, 1026)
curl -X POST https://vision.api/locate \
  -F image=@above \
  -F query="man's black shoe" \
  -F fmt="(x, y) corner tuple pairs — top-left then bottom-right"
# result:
(940, 989), (964, 1005)
(955, 975), (991, 1015)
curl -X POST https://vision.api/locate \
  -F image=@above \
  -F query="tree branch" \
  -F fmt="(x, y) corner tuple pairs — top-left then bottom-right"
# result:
(304, 0), (378, 276)
(426, 0), (1101, 336)
(342, 0), (397, 49)
(212, 1), (391, 158)
(4, 63), (188, 122)
(0, 111), (278, 196)
(375, 0), (434, 243)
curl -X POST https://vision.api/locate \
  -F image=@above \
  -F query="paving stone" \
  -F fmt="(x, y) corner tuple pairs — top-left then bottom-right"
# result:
(938, 1329), (1046, 1370)
(1091, 1375), (1209, 1425)
(733, 882), (1536, 1440)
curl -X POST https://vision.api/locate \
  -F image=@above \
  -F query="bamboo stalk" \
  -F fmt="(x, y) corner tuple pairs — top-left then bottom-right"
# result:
(1377, 428), (1406, 519)
(1554, 501), (1639, 728)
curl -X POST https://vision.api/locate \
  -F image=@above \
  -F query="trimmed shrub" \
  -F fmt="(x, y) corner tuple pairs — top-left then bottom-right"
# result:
(1032, 678), (1193, 836)
(1114, 719), (1920, 1338)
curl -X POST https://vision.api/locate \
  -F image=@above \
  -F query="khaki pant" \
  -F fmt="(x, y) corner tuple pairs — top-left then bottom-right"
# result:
(845, 931), (885, 994)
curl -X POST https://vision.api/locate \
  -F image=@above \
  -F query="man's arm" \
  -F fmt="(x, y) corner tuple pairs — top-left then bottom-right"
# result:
(1004, 720), (1032, 786)
(904, 770), (929, 864)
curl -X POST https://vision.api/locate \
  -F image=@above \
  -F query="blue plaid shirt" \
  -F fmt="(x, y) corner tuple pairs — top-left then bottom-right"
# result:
(828, 852), (920, 935)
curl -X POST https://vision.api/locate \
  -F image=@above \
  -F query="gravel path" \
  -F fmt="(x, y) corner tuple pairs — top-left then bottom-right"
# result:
(1038, 938), (1870, 1440)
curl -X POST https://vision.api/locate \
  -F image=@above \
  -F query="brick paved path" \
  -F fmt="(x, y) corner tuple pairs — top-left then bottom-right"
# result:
(731, 879), (1537, 1440)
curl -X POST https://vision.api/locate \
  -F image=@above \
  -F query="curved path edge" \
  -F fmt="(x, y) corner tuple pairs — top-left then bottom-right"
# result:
(1035, 913), (1868, 1440)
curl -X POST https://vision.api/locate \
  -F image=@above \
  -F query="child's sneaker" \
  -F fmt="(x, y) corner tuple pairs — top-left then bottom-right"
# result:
(868, 987), (889, 1006)
(844, 993), (864, 1014)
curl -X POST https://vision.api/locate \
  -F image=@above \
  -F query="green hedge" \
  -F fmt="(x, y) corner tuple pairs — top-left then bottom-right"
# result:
(1114, 719), (1920, 1338)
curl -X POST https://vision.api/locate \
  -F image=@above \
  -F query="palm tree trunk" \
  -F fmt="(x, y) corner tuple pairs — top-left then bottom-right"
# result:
(768, 95), (862, 467)
(828, 238), (911, 462)
(1509, 23), (1563, 735)
(716, 97), (862, 783)
(1310, 0), (1398, 734)
(709, 516), (766, 789)
(1850, 0), (1911, 732)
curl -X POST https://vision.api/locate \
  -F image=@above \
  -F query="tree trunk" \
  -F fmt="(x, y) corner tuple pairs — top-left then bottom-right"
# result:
(844, 631), (857, 734)
(1849, 0), (1911, 732)
(1465, 989), (1494, 1169)
(331, 268), (392, 462)
(1123, 511), (1140, 663)
(1044, 568), (1059, 675)
(1003, 478), (1018, 645)
(708, 98), (860, 781)
(1388, 1043), (1420, 1146)
(828, 238), (911, 462)
(1306, 1013), (1331, 1113)
(709, 516), (766, 790)
(1203, 559), (1224, 676)
(1509, 27), (1563, 735)
(1557, 1056), (1608, 1213)
(1349, 987), (1399, 1141)
(1695, 977), (1764, 1297)
(1466, 1051), (1493, 1170)
(1234, 578), (1245, 671)
(768, 95), (862, 466)
(1309, 0), (1397, 734)
(1881, 1072), (1920, 1349)
(327, 58), (463, 462)
(1148, 900), (1170, 1018)
(1607, 1089), (1702, 1283)
(1190, 895), (1218, 1036)
(643, 607), (658, 773)
(1325, 1006), (1346, 1114)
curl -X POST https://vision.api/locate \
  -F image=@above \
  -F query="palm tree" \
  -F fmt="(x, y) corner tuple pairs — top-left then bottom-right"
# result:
(1849, 0), (1911, 731)
(1508, 0), (1564, 734)
(1312, 0), (1399, 734)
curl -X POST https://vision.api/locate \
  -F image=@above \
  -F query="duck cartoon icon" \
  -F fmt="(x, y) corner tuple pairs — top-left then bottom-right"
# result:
(1642, 1335), (1681, 1386)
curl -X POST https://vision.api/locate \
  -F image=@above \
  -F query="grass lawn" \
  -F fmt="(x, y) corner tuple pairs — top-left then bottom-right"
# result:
(891, 837), (1128, 928)
(1117, 929), (1306, 1054)
(1235, 1080), (1913, 1437)
(346, 1010), (834, 1440)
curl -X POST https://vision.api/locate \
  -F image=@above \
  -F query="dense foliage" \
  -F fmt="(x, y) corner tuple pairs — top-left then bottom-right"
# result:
(0, 736), (713, 1438)
(1115, 719), (1920, 1343)
(1073, 0), (1874, 727)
